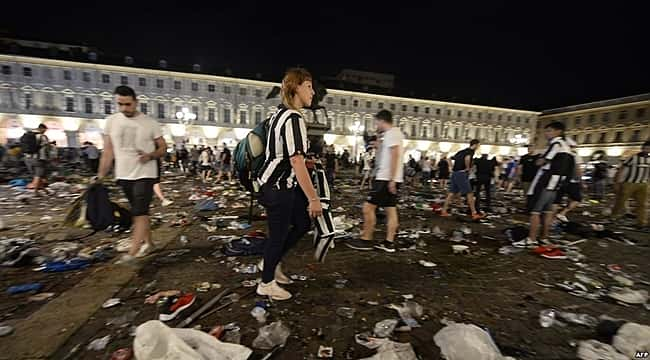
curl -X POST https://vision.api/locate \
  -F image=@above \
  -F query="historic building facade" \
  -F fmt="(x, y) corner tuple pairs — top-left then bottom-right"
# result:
(535, 93), (650, 161)
(0, 54), (538, 160)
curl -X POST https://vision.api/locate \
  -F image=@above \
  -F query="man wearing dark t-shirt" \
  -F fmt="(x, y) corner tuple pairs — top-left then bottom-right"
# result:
(440, 139), (483, 220)
(518, 146), (540, 196)
(217, 143), (232, 183)
(473, 153), (497, 213)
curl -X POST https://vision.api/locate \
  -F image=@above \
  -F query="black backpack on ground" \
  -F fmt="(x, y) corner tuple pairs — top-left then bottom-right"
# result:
(86, 184), (132, 231)
(20, 132), (39, 154)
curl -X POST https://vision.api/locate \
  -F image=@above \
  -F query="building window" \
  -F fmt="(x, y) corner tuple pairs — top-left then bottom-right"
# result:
(413, 106), (419, 113)
(507, 115), (512, 122)
(614, 131), (623, 142)
(255, 89), (262, 97)
(63, 70), (72, 80)
(101, 74), (110, 83)
(341, 99), (347, 106)
(599, 132), (607, 142)
(192, 106), (199, 120)
(436, 108), (441, 115)
(454, 128), (459, 139)
(466, 111), (472, 119)
(208, 108), (215, 122)
(255, 111), (262, 124)
(602, 112), (610, 122)
(525, 117), (530, 124)
(224, 86), (231, 94)
(618, 110), (627, 120)
(25, 93), (32, 110)
(44, 93), (54, 108)
(65, 97), (74, 112)
(390, 104), (396, 111)
(174, 81), (181, 90)
(366, 101), (372, 108)
(495, 132), (500, 143)
(487, 113), (492, 120)
(378, 102), (383, 109)
(411, 124), (417, 137)
(120, 76), (128, 85)
(175, 105), (182, 115)
(208, 84), (215, 92)
(585, 133), (592, 143)
(139, 77), (146, 86)
(630, 130), (641, 142)
(353, 100), (359, 107)
(422, 127), (428, 138)
(140, 103), (148, 114)
(457, 110), (462, 117)
(402, 105), (407, 112)
(104, 100), (112, 114)
(636, 108), (646, 118)
(433, 126), (438, 138)
(191, 82), (198, 91)
(478, 113), (482, 119)
(1, 65), (11, 75)
(425, 107), (430, 114)
(84, 98), (93, 113)
(575, 116), (582, 126)
(516, 116), (520, 123)
(497, 114), (502, 121)
(23, 67), (32, 77)
(157, 103), (165, 119)
(156, 79), (164, 88)
(239, 87), (247, 96)
(81, 72), (91, 82)
(239, 110), (247, 124)
(327, 97), (333, 104)
(223, 109), (231, 123)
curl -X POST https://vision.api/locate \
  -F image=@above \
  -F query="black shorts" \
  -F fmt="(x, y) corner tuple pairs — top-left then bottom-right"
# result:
(201, 165), (212, 171)
(367, 180), (400, 207)
(33, 160), (48, 178)
(118, 178), (155, 216)
(555, 182), (583, 203)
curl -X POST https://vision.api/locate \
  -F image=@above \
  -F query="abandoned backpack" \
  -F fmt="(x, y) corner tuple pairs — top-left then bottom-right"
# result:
(86, 183), (132, 231)
(233, 109), (299, 193)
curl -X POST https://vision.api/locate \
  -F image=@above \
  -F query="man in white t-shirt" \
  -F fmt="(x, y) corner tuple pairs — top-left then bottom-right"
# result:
(97, 86), (166, 264)
(346, 110), (404, 253)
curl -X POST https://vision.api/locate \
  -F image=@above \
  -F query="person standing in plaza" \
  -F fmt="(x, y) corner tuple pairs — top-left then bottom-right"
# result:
(190, 145), (200, 175)
(611, 141), (650, 228)
(518, 146), (540, 197)
(360, 140), (376, 190)
(217, 143), (233, 183)
(555, 138), (583, 222)
(199, 146), (212, 183)
(256, 68), (321, 300)
(83, 141), (100, 173)
(346, 110), (404, 253)
(440, 139), (483, 220)
(23, 124), (50, 196)
(473, 153), (497, 213)
(514, 122), (573, 248)
(437, 155), (450, 190)
(420, 156), (432, 187)
(97, 86), (167, 263)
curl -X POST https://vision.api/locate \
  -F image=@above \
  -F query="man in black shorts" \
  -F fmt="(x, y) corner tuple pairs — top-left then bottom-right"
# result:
(97, 86), (167, 264)
(346, 110), (404, 253)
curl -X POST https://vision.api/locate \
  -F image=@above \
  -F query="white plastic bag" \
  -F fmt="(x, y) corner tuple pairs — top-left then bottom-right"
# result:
(252, 321), (290, 350)
(133, 320), (252, 360)
(433, 323), (515, 360)
(613, 322), (650, 358)
(361, 340), (417, 360)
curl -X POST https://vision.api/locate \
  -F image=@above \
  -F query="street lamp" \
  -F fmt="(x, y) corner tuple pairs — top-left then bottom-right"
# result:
(175, 107), (197, 144)
(508, 134), (529, 145)
(348, 120), (364, 164)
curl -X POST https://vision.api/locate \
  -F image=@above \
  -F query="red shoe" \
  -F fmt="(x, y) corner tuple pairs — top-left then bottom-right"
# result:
(440, 210), (451, 217)
(471, 213), (485, 220)
(541, 249), (567, 259)
(533, 245), (556, 254)
(159, 293), (196, 321)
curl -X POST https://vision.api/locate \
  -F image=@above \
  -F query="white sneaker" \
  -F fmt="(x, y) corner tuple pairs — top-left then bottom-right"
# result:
(512, 237), (539, 248)
(115, 254), (137, 265)
(256, 280), (292, 300)
(258, 260), (293, 285)
(135, 243), (155, 258)
(162, 199), (174, 207)
(556, 214), (569, 223)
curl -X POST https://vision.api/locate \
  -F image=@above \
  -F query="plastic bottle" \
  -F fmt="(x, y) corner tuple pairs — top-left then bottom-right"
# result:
(539, 309), (556, 328)
(251, 306), (267, 323)
(7, 283), (43, 294)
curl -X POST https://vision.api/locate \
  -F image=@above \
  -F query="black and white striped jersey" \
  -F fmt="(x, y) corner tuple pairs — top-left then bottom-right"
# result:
(527, 136), (574, 194)
(258, 105), (307, 190)
(621, 153), (650, 183)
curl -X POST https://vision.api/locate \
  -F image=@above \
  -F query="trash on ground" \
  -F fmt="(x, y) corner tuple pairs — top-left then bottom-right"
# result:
(252, 321), (291, 350)
(418, 260), (436, 267)
(144, 290), (181, 304)
(360, 340), (417, 360)
(317, 345), (334, 358)
(102, 298), (122, 308)
(87, 335), (111, 351)
(336, 307), (356, 319)
(0, 325), (14, 337)
(373, 319), (399, 338)
(388, 301), (423, 328)
(433, 322), (515, 360)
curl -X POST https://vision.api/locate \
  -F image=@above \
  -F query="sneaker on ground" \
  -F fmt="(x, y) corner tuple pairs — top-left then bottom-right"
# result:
(512, 237), (539, 248)
(257, 260), (293, 285)
(556, 214), (569, 223)
(540, 248), (567, 259)
(374, 241), (396, 253)
(135, 243), (155, 258)
(256, 280), (292, 301)
(471, 213), (485, 220)
(439, 211), (451, 217)
(345, 238), (374, 251)
(115, 254), (137, 265)
(159, 293), (196, 321)
(162, 199), (174, 207)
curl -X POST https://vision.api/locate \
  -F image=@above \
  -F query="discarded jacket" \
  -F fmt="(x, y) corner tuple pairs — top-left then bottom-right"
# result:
(221, 231), (266, 256)
(194, 199), (218, 212)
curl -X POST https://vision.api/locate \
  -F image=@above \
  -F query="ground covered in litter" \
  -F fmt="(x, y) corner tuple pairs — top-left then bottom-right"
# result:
(1, 170), (648, 359)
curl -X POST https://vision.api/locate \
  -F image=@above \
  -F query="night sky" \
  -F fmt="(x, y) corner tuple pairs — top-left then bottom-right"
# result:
(2, 1), (649, 111)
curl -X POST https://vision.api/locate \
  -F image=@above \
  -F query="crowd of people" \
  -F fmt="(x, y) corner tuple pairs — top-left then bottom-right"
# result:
(3, 72), (648, 300)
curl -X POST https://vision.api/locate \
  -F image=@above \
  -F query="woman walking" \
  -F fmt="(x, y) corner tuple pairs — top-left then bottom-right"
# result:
(256, 68), (322, 300)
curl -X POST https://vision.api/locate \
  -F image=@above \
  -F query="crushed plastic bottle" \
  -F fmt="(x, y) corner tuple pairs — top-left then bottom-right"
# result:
(251, 302), (268, 323)
(252, 321), (290, 350)
(336, 307), (356, 319)
(374, 319), (399, 338)
(539, 309), (557, 328)
(87, 335), (111, 351)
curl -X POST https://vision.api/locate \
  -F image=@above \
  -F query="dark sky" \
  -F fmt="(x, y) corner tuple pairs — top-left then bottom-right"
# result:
(3, 1), (649, 110)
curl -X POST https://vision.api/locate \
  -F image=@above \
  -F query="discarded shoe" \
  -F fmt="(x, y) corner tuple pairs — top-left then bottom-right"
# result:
(540, 249), (567, 260)
(159, 293), (196, 321)
(512, 237), (538, 248)
(607, 288), (649, 305)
